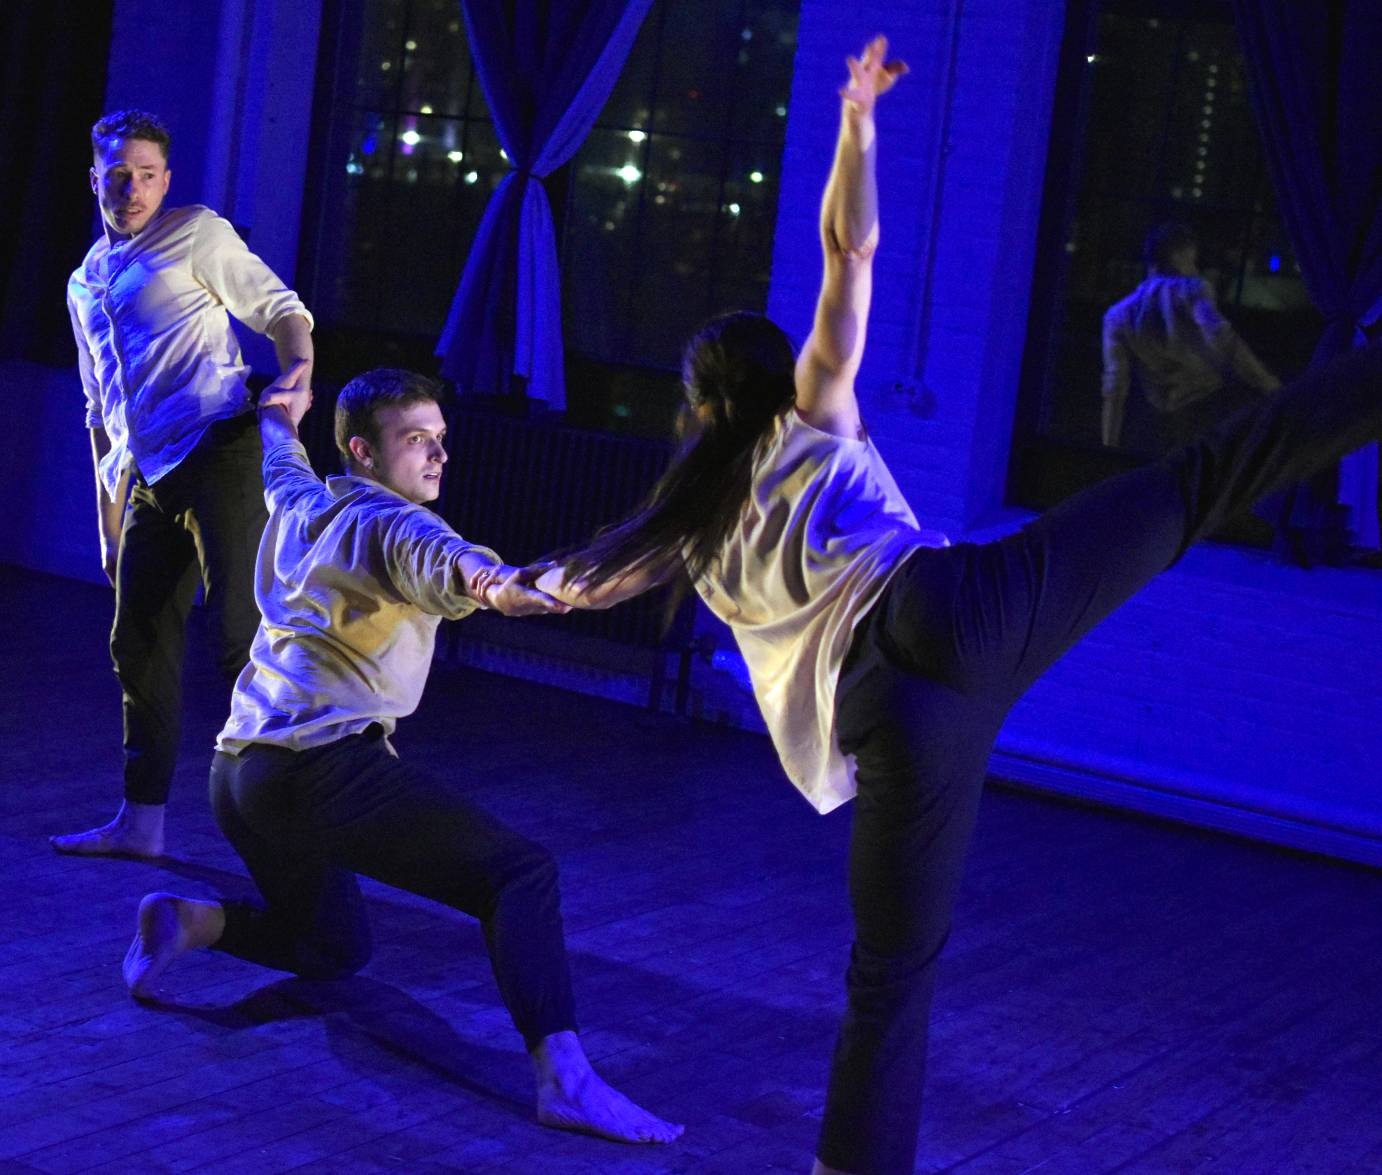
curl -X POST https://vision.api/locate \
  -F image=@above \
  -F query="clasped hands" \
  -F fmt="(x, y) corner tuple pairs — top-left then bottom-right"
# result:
(468, 561), (568, 617)
(258, 357), (314, 427)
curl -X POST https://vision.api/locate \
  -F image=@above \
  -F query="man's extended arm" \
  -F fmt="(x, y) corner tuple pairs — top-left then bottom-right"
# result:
(190, 212), (315, 403)
(1191, 284), (1280, 393)
(256, 364), (333, 520)
(391, 535), (567, 620)
(267, 314), (314, 403)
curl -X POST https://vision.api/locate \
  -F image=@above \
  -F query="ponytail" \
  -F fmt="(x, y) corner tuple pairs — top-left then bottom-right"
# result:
(561, 313), (797, 591)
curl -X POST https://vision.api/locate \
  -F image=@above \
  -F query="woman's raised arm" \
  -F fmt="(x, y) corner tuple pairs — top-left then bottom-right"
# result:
(794, 35), (907, 439)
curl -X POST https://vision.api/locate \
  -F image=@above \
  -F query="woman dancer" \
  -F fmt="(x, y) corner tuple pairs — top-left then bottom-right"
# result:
(524, 36), (1382, 1174)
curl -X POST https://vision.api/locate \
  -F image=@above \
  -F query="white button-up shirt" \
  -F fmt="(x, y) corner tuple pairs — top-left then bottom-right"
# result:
(1101, 276), (1278, 429)
(67, 204), (312, 496)
(217, 438), (498, 754)
(694, 410), (949, 814)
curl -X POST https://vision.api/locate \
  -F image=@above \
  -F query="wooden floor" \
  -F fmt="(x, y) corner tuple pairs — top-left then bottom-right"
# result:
(2, 565), (1381, 1174)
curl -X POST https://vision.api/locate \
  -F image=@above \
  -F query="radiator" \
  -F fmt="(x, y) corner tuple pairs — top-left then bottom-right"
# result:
(297, 396), (697, 707)
(437, 406), (689, 651)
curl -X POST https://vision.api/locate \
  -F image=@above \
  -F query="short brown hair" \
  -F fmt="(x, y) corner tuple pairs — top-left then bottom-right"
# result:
(334, 368), (446, 467)
(92, 109), (171, 160)
(1142, 222), (1198, 272)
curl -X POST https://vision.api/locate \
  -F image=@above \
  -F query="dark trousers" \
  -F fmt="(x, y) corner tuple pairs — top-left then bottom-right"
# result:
(818, 343), (1382, 1173)
(208, 733), (577, 1048)
(1121, 377), (1264, 458)
(113, 412), (266, 804)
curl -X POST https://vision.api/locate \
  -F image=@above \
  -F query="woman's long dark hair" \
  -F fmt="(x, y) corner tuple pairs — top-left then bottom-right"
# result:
(562, 312), (797, 592)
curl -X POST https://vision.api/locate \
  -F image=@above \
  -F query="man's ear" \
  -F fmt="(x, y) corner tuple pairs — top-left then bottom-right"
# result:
(89, 167), (98, 195)
(347, 435), (374, 470)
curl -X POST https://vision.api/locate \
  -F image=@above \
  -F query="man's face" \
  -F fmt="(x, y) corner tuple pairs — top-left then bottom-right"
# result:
(360, 400), (449, 504)
(90, 136), (170, 237)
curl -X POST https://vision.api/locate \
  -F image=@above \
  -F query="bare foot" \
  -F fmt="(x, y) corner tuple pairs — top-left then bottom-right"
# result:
(51, 800), (166, 858)
(122, 893), (225, 998)
(532, 1031), (683, 1144)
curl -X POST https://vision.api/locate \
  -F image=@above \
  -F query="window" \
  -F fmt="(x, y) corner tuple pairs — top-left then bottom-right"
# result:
(302, 1), (506, 340)
(1012, 0), (1322, 532)
(300, 0), (799, 432)
(561, 1), (798, 370)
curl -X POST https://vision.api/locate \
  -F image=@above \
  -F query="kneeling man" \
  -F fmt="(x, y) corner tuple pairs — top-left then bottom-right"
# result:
(124, 367), (682, 1145)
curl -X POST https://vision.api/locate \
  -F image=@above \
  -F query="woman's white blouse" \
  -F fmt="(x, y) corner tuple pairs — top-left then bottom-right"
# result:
(694, 410), (949, 813)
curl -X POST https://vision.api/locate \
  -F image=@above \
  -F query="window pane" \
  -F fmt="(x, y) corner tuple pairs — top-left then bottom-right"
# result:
(351, 0), (408, 111)
(711, 139), (779, 312)
(562, 128), (644, 358)
(726, 1), (799, 143)
(1082, 16), (1182, 197)
(377, 116), (507, 333)
(595, 7), (659, 131)
(400, 0), (473, 118)
(650, 1), (736, 138)
(311, 110), (397, 329)
(629, 135), (722, 365)
(565, 0), (797, 369)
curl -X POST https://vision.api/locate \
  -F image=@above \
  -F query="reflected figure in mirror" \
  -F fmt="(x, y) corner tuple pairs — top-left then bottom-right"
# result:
(1102, 223), (1280, 454)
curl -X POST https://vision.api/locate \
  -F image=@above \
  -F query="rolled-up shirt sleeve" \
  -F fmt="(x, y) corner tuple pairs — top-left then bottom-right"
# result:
(67, 288), (104, 429)
(190, 212), (314, 337)
(380, 510), (498, 621)
(262, 438), (335, 520)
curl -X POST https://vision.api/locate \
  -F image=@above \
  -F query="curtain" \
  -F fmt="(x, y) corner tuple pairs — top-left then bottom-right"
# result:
(0, 1), (114, 365)
(1233, 1), (1382, 558)
(437, 0), (653, 410)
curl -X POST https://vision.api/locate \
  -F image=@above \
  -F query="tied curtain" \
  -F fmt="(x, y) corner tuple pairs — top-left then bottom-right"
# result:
(437, 0), (653, 410)
(1233, 1), (1382, 558)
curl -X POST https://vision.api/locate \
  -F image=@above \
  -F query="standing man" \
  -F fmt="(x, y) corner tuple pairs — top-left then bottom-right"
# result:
(55, 109), (314, 857)
(1102, 223), (1280, 453)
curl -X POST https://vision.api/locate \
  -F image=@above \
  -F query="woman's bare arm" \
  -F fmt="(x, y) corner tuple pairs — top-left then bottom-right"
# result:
(533, 560), (668, 610)
(794, 35), (907, 439)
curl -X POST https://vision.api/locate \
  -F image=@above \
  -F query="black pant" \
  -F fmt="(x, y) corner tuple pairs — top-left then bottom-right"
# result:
(1121, 376), (1264, 457)
(818, 343), (1382, 1173)
(208, 733), (577, 1048)
(113, 412), (266, 804)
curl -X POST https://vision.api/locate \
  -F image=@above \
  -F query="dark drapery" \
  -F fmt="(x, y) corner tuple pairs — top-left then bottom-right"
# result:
(0, 2), (114, 364)
(436, 0), (653, 410)
(1233, 1), (1382, 558)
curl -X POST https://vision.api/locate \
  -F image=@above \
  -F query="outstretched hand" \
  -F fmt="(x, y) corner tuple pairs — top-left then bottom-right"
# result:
(840, 34), (908, 113)
(469, 563), (571, 617)
(259, 357), (314, 427)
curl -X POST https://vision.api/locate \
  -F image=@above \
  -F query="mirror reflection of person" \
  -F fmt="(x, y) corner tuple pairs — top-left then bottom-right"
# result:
(1102, 223), (1280, 452)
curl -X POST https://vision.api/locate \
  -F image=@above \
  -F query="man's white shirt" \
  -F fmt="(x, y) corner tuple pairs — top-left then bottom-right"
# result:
(67, 204), (312, 495)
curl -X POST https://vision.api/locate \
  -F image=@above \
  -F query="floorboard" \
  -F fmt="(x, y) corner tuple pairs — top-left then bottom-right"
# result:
(1, 565), (1379, 1173)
